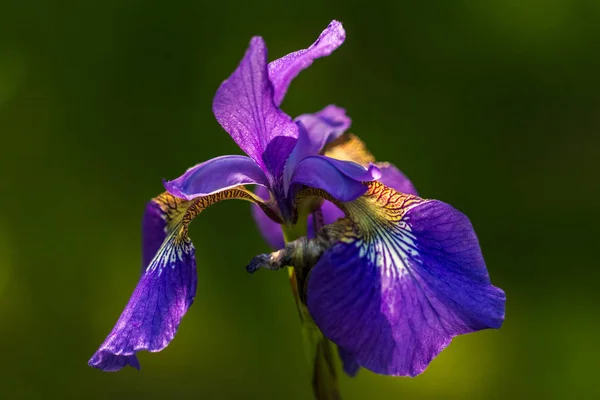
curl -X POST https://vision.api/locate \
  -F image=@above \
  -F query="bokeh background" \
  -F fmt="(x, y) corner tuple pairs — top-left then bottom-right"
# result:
(1, 1), (599, 399)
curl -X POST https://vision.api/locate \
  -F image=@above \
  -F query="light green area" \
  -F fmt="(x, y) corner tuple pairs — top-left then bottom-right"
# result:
(0, 0), (598, 398)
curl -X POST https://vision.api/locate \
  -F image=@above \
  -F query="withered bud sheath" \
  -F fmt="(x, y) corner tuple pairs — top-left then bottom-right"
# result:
(246, 222), (346, 303)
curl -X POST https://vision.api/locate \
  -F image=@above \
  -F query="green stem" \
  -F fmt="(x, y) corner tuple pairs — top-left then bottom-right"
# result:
(282, 223), (341, 400)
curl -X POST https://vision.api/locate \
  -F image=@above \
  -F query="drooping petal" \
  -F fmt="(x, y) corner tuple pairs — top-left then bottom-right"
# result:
(305, 182), (505, 376)
(377, 162), (419, 196)
(89, 193), (196, 371)
(309, 142), (414, 377)
(90, 237), (196, 371)
(90, 188), (279, 371)
(163, 155), (269, 200)
(142, 199), (169, 272)
(290, 156), (381, 202)
(337, 346), (360, 377)
(213, 36), (298, 173)
(305, 162), (417, 240)
(268, 20), (346, 106)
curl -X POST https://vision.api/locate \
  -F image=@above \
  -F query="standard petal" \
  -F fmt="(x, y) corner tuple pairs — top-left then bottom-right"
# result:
(163, 155), (269, 200)
(268, 20), (346, 106)
(290, 156), (381, 202)
(213, 37), (298, 172)
(377, 162), (418, 196)
(294, 105), (351, 152)
(261, 135), (298, 180)
(283, 106), (352, 191)
(305, 183), (505, 377)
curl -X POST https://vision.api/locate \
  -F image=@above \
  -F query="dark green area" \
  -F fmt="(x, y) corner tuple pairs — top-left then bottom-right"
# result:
(1, 0), (598, 398)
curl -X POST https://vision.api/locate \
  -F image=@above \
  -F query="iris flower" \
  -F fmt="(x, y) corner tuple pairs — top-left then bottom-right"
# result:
(89, 20), (505, 398)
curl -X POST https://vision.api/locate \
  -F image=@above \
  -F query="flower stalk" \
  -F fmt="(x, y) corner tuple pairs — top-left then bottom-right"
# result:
(282, 222), (341, 400)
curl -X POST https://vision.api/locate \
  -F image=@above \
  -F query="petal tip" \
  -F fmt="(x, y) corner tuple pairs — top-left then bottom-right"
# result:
(249, 35), (266, 50)
(162, 179), (188, 200)
(88, 350), (141, 372)
(326, 20), (346, 43)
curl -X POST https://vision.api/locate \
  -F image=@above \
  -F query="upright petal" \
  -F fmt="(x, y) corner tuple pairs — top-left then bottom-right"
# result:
(305, 183), (506, 376)
(164, 155), (269, 200)
(283, 106), (352, 191)
(290, 156), (381, 202)
(295, 105), (351, 151)
(213, 37), (298, 173)
(90, 188), (279, 371)
(268, 20), (346, 106)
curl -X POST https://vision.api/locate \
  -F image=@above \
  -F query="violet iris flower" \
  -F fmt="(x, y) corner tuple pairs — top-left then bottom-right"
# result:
(89, 20), (505, 393)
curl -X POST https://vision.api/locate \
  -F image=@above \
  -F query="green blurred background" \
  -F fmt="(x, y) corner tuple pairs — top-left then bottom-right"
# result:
(1, 0), (599, 399)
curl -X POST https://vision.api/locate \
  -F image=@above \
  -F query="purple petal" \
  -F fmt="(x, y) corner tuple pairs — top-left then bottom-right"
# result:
(307, 195), (505, 377)
(337, 346), (360, 377)
(283, 106), (351, 191)
(295, 105), (351, 151)
(268, 20), (346, 106)
(89, 234), (197, 371)
(142, 199), (168, 273)
(262, 136), (298, 180)
(89, 352), (140, 372)
(307, 200), (344, 239)
(164, 155), (269, 200)
(213, 37), (298, 172)
(290, 156), (381, 202)
(251, 186), (285, 250)
(377, 163), (418, 196)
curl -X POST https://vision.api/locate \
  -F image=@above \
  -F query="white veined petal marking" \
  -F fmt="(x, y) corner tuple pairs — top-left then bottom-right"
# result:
(143, 187), (276, 276)
(352, 221), (420, 280)
(342, 182), (426, 281)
